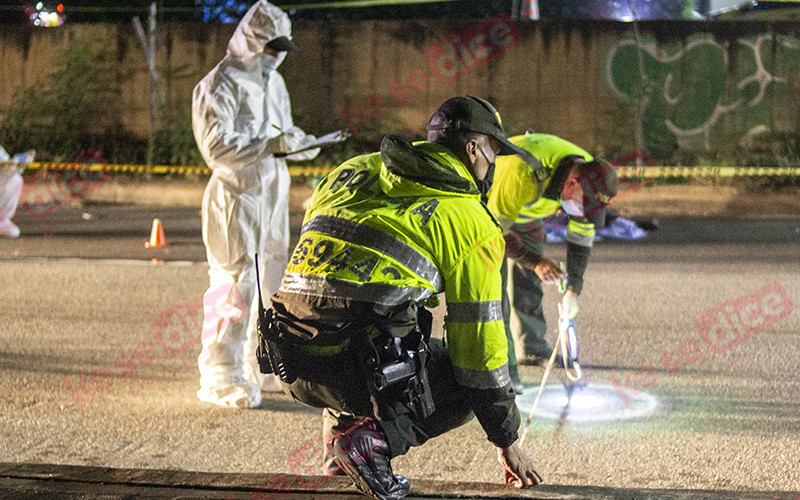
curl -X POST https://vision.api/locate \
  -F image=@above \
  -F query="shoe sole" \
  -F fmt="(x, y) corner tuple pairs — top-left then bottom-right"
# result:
(333, 454), (388, 500)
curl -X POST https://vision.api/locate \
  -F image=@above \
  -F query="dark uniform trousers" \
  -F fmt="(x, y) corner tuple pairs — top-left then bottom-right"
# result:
(281, 338), (474, 462)
(502, 236), (551, 362)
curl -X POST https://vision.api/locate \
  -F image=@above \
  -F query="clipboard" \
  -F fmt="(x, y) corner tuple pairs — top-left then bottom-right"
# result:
(274, 129), (351, 158)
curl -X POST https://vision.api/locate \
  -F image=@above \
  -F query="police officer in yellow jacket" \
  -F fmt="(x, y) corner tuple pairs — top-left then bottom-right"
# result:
(262, 97), (543, 500)
(487, 133), (618, 376)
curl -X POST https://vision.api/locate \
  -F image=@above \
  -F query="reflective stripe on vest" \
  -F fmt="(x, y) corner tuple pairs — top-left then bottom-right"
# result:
(447, 300), (503, 323)
(302, 215), (443, 291)
(453, 363), (511, 390)
(566, 219), (595, 247)
(280, 273), (434, 307)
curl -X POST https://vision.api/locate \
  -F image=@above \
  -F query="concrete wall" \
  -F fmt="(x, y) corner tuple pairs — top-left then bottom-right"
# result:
(2, 17), (800, 162)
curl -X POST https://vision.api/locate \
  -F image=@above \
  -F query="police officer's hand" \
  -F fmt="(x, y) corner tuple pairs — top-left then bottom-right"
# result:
(560, 289), (579, 319)
(497, 444), (543, 488)
(533, 257), (563, 284)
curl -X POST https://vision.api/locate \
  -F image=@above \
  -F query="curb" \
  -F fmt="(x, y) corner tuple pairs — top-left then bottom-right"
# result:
(0, 462), (787, 499)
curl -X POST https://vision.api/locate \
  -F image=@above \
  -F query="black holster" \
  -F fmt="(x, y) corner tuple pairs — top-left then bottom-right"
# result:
(355, 309), (435, 422)
(257, 302), (435, 422)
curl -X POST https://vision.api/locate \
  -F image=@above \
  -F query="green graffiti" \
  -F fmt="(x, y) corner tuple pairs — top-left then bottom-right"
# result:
(603, 32), (800, 158)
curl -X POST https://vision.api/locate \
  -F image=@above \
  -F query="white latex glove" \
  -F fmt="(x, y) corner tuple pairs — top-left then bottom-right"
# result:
(285, 132), (321, 161)
(266, 126), (304, 154)
(560, 290), (579, 320)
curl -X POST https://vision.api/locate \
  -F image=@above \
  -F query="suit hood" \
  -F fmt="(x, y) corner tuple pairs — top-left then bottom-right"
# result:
(226, 1), (292, 60)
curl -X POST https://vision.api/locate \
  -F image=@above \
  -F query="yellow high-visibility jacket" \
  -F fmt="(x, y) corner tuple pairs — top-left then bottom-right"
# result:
(272, 135), (519, 447)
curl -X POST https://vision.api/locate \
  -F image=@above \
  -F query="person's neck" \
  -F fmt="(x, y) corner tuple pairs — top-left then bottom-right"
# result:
(437, 141), (473, 176)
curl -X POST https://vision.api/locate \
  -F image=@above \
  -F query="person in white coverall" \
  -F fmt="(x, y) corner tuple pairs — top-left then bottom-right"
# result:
(192, 0), (320, 409)
(0, 146), (32, 239)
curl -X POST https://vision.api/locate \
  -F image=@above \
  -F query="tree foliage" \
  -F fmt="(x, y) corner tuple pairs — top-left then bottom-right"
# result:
(0, 35), (122, 160)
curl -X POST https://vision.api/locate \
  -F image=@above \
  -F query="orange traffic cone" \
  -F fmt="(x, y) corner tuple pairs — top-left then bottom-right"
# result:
(145, 218), (167, 248)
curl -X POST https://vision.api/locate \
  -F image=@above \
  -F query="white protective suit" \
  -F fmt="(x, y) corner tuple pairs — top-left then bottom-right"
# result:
(0, 146), (33, 238)
(192, 0), (319, 409)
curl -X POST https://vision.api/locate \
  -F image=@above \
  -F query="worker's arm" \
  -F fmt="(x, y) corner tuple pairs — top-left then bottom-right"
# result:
(560, 217), (595, 319)
(443, 227), (543, 487)
(443, 232), (520, 448)
(565, 217), (594, 295)
(192, 74), (303, 169)
(503, 218), (564, 285)
(515, 251), (563, 285)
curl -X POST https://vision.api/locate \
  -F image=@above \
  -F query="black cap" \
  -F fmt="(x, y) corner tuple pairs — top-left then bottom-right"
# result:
(427, 95), (532, 160)
(576, 158), (619, 228)
(266, 36), (297, 52)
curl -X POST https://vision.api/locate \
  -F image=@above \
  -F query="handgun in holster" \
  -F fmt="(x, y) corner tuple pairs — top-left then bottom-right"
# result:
(356, 308), (435, 422)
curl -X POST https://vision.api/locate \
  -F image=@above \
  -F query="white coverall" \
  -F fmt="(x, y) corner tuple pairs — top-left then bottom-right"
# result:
(192, 0), (319, 409)
(0, 146), (33, 239)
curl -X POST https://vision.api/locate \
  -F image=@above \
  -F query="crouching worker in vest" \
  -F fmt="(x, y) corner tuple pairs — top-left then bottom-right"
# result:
(257, 96), (543, 500)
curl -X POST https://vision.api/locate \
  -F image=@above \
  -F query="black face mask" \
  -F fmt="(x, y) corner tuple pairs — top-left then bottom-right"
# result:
(475, 146), (496, 203)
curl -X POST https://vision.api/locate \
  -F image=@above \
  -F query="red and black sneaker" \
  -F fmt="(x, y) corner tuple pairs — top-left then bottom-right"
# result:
(332, 418), (410, 500)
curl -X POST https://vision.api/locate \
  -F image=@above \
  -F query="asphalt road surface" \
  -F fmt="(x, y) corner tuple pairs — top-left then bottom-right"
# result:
(0, 203), (799, 498)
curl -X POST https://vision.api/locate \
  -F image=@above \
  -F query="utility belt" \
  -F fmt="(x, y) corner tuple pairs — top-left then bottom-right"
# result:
(256, 305), (435, 422)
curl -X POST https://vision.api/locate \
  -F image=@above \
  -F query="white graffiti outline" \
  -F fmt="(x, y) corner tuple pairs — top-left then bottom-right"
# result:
(606, 33), (733, 150)
(603, 33), (728, 104)
(665, 98), (742, 151)
(667, 34), (793, 150)
(604, 32), (798, 151)
(736, 36), (786, 106)
(663, 73), (683, 106)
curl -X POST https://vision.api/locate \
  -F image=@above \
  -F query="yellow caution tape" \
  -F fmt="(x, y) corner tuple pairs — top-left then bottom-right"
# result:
(0, 161), (337, 177)
(0, 161), (212, 176)
(287, 166), (337, 177)
(2, 161), (799, 179)
(615, 165), (800, 178)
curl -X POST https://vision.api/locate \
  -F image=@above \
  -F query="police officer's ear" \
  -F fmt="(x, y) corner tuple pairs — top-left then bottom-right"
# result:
(463, 137), (481, 166)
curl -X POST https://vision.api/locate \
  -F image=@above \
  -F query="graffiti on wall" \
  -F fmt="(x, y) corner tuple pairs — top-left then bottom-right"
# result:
(603, 32), (800, 158)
